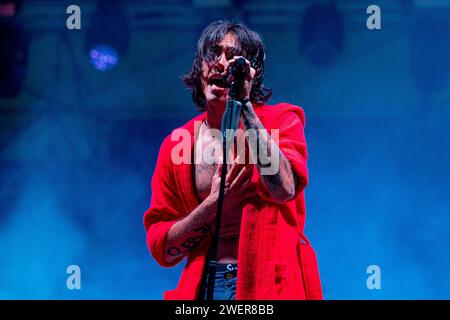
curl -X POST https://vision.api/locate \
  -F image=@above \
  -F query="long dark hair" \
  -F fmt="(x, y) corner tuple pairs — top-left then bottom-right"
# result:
(183, 20), (272, 112)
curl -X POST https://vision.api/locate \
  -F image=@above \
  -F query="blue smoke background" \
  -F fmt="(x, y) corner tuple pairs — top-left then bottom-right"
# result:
(0, 0), (449, 299)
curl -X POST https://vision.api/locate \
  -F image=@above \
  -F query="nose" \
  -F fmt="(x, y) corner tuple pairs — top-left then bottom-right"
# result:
(214, 52), (227, 73)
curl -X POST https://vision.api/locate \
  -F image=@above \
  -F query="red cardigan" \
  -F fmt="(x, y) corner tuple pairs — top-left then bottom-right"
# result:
(143, 102), (323, 300)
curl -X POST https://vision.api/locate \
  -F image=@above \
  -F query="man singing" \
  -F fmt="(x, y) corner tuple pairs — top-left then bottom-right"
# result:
(143, 20), (322, 300)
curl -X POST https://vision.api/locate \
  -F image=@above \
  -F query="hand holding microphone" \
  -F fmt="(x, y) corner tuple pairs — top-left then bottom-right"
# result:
(222, 57), (246, 86)
(220, 56), (257, 139)
(222, 56), (256, 102)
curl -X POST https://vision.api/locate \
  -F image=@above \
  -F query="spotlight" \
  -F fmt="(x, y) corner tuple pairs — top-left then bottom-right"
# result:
(0, 19), (28, 97)
(299, 1), (344, 68)
(85, 1), (129, 71)
(89, 45), (119, 72)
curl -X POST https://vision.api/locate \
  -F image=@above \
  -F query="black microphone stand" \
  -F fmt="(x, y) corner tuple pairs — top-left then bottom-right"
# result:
(198, 77), (243, 300)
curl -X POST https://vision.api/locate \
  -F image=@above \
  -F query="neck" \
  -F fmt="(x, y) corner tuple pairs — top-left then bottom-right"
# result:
(205, 104), (224, 130)
(205, 114), (221, 130)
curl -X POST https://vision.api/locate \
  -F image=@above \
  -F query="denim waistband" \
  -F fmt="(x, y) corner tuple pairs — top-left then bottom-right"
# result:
(215, 263), (238, 273)
(199, 262), (238, 300)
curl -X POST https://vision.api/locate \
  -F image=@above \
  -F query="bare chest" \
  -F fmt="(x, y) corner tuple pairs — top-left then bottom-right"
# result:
(193, 121), (239, 201)
(194, 134), (219, 201)
(194, 163), (216, 201)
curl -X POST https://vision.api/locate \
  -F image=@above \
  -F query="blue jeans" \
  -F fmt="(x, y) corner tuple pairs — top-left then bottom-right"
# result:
(202, 263), (237, 300)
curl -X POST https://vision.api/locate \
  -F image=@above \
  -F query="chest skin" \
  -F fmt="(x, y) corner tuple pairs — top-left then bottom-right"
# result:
(193, 121), (241, 262)
(194, 162), (217, 202)
(193, 121), (235, 201)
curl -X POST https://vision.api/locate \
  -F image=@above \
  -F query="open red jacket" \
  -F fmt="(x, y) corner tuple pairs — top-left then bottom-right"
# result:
(143, 102), (323, 300)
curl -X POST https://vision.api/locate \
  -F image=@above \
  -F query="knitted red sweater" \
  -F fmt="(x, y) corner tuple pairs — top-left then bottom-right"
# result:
(144, 103), (323, 300)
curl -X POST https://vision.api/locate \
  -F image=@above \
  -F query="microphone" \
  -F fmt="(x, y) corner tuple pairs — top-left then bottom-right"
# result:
(222, 57), (246, 87)
(221, 58), (246, 138)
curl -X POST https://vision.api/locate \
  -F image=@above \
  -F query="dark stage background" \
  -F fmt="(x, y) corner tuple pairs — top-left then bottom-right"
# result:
(1, 0), (449, 299)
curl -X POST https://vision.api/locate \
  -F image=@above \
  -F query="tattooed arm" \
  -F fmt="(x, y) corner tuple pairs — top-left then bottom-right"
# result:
(163, 195), (217, 264)
(241, 101), (298, 202)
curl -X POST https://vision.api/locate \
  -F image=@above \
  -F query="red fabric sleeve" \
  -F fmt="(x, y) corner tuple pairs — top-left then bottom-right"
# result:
(252, 104), (309, 203)
(143, 136), (186, 268)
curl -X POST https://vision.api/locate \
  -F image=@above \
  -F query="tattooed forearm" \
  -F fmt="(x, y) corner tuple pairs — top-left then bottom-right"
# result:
(167, 223), (211, 256)
(164, 196), (216, 263)
(241, 102), (296, 202)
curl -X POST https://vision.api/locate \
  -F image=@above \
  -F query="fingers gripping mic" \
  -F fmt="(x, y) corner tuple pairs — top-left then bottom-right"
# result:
(222, 57), (246, 87)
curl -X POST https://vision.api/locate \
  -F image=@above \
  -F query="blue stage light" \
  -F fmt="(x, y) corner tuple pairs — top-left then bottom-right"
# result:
(89, 45), (119, 71)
